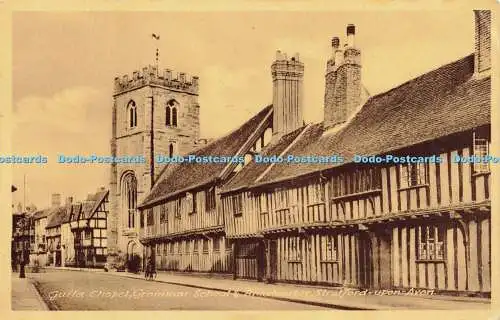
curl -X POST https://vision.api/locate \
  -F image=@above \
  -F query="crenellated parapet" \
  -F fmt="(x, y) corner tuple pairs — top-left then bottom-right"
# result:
(114, 65), (199, 95)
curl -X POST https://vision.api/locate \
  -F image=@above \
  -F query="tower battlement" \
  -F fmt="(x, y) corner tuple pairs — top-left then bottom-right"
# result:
(114, 65), (199, 95)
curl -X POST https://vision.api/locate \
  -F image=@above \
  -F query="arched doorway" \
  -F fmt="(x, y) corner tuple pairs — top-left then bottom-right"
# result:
(127, 240), (137, 260)
(126, 240), (142, 272)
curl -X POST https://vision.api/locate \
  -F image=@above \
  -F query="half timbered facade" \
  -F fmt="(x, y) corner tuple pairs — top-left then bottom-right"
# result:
(69, 190), (109, 268)
(221, 13), (491, 297)
(138, 105), (274, 273)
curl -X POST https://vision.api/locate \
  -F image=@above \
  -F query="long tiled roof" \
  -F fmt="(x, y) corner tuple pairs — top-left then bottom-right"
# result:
(256, 54), (490, 185)
(139, 105), (273, 208)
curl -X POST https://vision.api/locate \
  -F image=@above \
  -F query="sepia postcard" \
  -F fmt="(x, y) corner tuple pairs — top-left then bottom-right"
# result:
(0, 0), (499, 319)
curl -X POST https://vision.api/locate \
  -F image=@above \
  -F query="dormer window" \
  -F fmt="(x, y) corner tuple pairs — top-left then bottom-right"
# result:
(127, 100), (137, 128)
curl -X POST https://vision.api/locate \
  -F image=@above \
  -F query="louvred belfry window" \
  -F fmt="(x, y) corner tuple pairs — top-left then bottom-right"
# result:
(128, 100), (137, 128)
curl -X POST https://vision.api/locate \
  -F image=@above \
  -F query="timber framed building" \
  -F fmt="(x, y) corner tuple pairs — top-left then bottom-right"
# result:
(137, 11), (491, 296)
(138, 106), (274, 272)
(68, 189), (109, 268)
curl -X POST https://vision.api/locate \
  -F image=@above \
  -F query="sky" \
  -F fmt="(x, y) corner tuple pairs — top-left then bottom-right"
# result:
(11, 10), (476, 209)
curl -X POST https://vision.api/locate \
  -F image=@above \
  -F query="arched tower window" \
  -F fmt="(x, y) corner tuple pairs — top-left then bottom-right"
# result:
(127, 100), (137, 128)
(166, 99), (178, 127)
(121, 172), (137, 228)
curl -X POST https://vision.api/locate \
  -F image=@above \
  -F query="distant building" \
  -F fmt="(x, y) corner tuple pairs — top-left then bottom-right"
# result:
(69, 189), (109, 268)
(12, 210), (35, 271)
(30, 208), (51, 267)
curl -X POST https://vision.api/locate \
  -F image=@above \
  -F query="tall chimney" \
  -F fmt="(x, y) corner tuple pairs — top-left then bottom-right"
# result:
(474, 10), (491, 76)
(324, 24), (362, 130)
(271, 50), (304, 138)
(51, 193), (61, 207)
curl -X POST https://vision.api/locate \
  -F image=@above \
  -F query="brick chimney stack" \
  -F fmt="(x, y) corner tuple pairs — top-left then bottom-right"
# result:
(51, 193), (61, 207)
(474, 10), (491, 76)
(324, 24), (362, 130)
(271, 50), (305, 138)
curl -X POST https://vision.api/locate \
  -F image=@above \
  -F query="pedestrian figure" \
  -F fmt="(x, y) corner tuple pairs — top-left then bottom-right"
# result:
(145, 257), (156, 280)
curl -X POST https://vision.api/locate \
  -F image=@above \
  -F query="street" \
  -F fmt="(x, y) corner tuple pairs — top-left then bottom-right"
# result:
(27, 270), (329, 310)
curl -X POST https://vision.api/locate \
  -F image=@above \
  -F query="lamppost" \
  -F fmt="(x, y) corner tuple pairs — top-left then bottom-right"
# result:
(19, 218), (26, 278)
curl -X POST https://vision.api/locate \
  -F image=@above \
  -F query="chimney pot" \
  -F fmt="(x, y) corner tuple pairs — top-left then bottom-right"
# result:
(347, 24), (355, 35)
(347, 24), (356, 47)
(324, 25), (362, 130)
(275, 50), (283, 60)
(332, 37), (340, 49)
(51, 193), (61, 208)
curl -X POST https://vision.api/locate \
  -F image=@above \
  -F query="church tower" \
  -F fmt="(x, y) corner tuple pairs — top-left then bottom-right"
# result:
(107, 65), (200, 264)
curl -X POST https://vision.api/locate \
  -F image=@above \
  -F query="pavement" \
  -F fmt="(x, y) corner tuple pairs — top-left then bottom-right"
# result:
(11, 274), (49, 311)
(41, 266), (490, 310)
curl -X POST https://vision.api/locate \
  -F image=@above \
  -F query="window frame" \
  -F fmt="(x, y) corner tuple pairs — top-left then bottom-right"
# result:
(321, 235), (338, 262)
(287, 236), (302, 262)
(205, 187), (216, 212)
(256, 193), (268, 214)
(146, 209), (154, 226)
(400, 163), (428, 189)
(417, 224), (446, 262)
(202, 238), (209, 254)
(159, 205), (168, 224)
(473, 130), (490, 174)
(187, 192), (197, 215)
(232, 194), (243, 217)
(213, 237), (220, 252)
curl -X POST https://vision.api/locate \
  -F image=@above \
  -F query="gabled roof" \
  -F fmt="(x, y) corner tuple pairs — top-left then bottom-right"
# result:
(139, 105), (273, 208)
(222, 125), (308, 194)
(69, 190), (109, 222)
(46, 206), (71, 229)
(32, 208), (51, 220)
(46, 189), (109, 227)
(254, 54), (490, 186)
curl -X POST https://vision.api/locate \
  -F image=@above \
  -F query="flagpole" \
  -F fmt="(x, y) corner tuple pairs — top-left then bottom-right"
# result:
(152, 33), (160, 76)
(23, 174), (26, 212)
